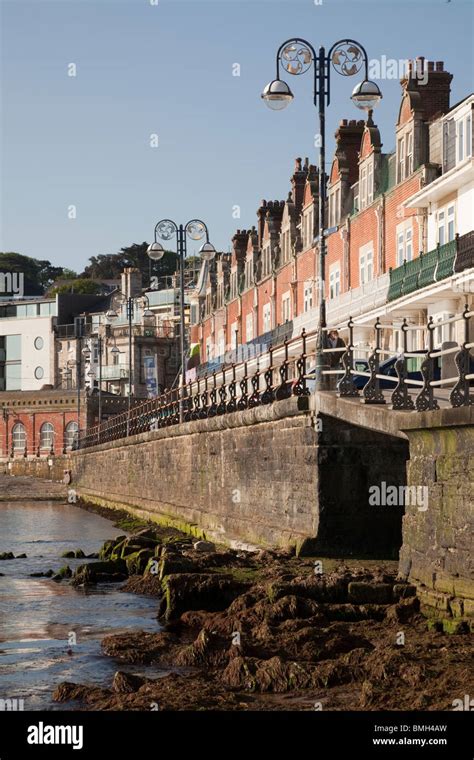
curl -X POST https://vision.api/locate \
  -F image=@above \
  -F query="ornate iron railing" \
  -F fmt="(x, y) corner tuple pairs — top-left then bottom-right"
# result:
(78, 306), (473, 449)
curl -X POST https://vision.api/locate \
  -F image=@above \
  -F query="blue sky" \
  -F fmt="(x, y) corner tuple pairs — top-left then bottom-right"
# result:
(1, 0), (473, 271)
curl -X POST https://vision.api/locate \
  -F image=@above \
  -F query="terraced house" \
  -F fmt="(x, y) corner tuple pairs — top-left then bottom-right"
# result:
(190, 58), (473, 375)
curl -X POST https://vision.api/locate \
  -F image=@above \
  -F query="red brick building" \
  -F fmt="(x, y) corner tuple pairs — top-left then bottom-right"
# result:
(190, 58), (473, 371)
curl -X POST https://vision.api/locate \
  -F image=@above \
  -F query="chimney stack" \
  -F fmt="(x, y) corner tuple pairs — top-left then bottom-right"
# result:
(121, 267), (142, 299)
(401, 58), (453, 121)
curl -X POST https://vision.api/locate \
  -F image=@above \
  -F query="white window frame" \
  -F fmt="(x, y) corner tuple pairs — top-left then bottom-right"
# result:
(396, 221), (414, 267)
(262, 242), (271, 277)
(360, 165), (367, 209)
(437, 203), (456, 246)
(303, 280), (313, 312)
(397, 135), (406, 183)
(359, 242), (374, 285)
(262, 303), (271, 333)
(281, 292), (291, 323)
(406, 131), (413, 177)
(329, 265), (341, 300)
(367, 163), (373, 205)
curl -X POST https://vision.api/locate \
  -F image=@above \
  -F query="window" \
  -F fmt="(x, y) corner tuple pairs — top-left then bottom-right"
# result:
(263, 303), (271, 333)
(367, 163), (373, 204)
(406, 132), (413, 176)
(360, 162), (374, 209)
(397, 136), (406, 182)
(34, 366), (44, 380)
(303, 280), (313, 312)
(64, 421), (79, 451)
(328, 187), (340, 227)
(466, 113), (472, 158)
(230, 270), (238, 299)
(437, 204), (456, 245)
(0, 335), (21, 391)
(40, 422), (54, 450)
(34, 337), (44, 350)
(245, 313), (253, 342)
(245, 258), (254, 289)
(396, 223), (414, 266)
(360, 166), (367, 209)
(455, 113), (472, 165)
(329, 266), (341, 300)
(457, 119), (464, 163)
(281, 229), (291, 264)
(281, 293), (291, 323)
(359, 244), (374, 285)
(12, 423), (26, 452)
(261, 243), (272, 277)
(353, 182), (360, 214)
(304, 207), (314, 249)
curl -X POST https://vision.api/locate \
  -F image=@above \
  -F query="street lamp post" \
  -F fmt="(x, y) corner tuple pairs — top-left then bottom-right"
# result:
(106, 294), (154, 412)
(83, 335), (104, 423)
(261, 39), (382, 390)
(147, 219), (216, 422)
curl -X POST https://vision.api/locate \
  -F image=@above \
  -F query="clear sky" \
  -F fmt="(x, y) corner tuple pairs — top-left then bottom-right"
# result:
(1, 0), (473, 271)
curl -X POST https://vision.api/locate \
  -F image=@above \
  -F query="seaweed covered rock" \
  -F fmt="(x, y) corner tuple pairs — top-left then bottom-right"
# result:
(72, 559), (127, 586)
(158, 573), (250, 622)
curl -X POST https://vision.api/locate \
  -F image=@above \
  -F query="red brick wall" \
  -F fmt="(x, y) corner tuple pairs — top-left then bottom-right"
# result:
(326, 230), (345, 299)
(296, 247), (316, 315)
(1, 409), (84, 458)
(275, 262), (293, 325)
(384, 173), (422, 270)
(240, 289), (254, 342)
(226, 299), (240, 346)
(257, 278), (272, 334)
(348, 206), (379, 289)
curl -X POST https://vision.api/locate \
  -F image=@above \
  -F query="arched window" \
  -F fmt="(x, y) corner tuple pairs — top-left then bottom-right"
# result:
(40, 422), (54, 450)
(64, 421), (79, 450)
(12, 423), (26, 451)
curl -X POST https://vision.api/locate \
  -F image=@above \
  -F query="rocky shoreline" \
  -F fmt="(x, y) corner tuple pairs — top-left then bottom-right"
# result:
(44, 502), (473, 712)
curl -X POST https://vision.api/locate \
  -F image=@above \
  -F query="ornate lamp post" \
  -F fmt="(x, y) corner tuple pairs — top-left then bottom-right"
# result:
(106, 294), (154, 411)
(261, 39), (382, 389)
(147, 219), (216, 422)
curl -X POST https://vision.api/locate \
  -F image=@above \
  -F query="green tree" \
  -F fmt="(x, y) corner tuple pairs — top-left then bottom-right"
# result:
(61, 268), (78, 279)
(50, 279), (103, 296)
(0, 252), (63, 295)
(81, 242), (178, 285)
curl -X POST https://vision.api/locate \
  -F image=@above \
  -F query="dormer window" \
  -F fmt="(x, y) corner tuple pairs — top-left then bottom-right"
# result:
(397, 129), (413, 183)
(245, 256), (254, 289)
(280, 228), (291, 264)
(302, 206), (314, 249)
(456, 112), (472, 164)
(261, 241), (272, 278)
(359, 160), (373, 210)
(230, 270), (238, 299)
(328, 186), (340, 227)
(216, 282), (224, 309)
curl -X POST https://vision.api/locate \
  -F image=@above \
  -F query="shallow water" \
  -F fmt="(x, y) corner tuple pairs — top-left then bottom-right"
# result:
(0, 501), (162, 710)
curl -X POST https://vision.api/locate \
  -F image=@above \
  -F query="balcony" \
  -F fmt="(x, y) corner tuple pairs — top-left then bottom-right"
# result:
(101, 365), (129, 381)
(111, 324), (175, 340)
(388, 231), (473, 302)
